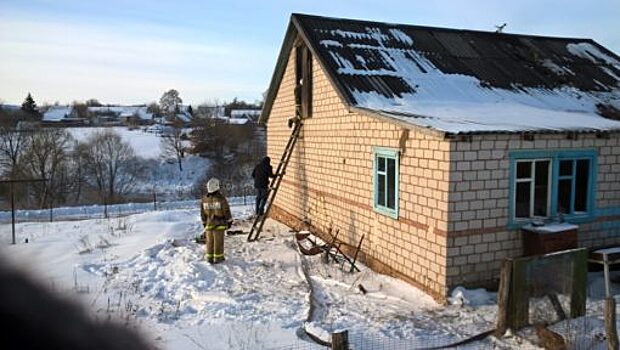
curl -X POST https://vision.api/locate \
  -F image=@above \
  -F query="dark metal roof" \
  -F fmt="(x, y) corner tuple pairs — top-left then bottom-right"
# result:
(295, 13), (619, 101)
(261, 13), (620, 133)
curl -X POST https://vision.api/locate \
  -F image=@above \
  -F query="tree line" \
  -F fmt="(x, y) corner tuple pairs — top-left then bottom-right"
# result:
(0, 118), (142, 209)
(0, 90), (267, 206)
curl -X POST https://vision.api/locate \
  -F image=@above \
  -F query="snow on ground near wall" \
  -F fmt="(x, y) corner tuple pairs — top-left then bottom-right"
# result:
(2, 203), (619, 349)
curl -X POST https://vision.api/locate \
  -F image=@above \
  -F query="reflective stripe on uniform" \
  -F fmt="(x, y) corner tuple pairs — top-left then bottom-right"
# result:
(205, 225), (228, 230)
(205, 253), (215, 258)
(203, 202), (222, 210)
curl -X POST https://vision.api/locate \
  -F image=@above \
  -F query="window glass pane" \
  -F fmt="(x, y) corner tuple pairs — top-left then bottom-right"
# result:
(534, 161), (549, 216)
(516, 162), (531, 179)
(387, 158), (396, 209)
(575, 159), (590, 212)
(560, 160), (573, 177)
(378, 156), (386, 172)
(558, 179), (572, 214)
(377, 174), (386, 206)
(515, 182), (531, 218)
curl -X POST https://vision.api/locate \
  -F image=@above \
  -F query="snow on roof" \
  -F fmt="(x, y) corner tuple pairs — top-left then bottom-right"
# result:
(264, 14), (620, 134)
(43, 106), (73, 121)
(88, 106), (153, 120)
(228, 118), (249, 125)
(175, 112), (191, 122)
(230, 109), (261, 118)
(230, 109), (261, 124)
(0, 104), (20, 111)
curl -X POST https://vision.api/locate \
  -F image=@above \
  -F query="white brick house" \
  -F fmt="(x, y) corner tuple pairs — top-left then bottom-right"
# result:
(260, 13), (620, 301)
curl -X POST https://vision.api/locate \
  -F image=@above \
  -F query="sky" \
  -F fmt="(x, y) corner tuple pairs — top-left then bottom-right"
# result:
(0, 0), (618, 106)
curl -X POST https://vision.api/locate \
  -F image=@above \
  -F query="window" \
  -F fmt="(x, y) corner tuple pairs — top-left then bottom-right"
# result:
(295, 43), (312, 118)
(373, 148), (399, 218)
(514, 160), (551, 219)
(510, 150), (596, 225)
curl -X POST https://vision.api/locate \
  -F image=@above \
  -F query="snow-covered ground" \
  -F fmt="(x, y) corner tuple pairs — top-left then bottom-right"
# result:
(69, 127), (165, 159)
(0, 203), (617, 349)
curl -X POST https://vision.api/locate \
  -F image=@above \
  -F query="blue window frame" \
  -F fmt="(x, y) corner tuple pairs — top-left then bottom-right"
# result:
(373, 147), (399, 219)
(509, 149), (597, 227)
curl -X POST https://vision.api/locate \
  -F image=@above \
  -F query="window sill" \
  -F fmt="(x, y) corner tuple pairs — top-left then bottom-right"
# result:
(507, 214), (596, 230)
(374, 206), (399, 220)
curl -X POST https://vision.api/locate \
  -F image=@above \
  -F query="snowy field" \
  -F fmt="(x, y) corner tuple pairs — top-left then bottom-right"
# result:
(68, 126), (170, 159)
(0, 203), (618, 349)
(67, 127), (209, 197)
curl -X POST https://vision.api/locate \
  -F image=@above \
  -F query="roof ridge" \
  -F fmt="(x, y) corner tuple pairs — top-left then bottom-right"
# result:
(291, 12), (595, 43)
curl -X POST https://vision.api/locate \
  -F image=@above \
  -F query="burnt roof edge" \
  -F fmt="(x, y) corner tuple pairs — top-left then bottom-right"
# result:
(261, 14), (359, 125)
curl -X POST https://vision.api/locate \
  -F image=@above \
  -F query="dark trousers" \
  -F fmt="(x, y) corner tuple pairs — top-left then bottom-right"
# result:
(256, 188), (268, 215)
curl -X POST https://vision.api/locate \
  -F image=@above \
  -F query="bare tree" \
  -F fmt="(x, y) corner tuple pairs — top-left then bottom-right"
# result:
(160, 119), (185, 172)
(0, 121), (31, 178)
(72, 101), (88, 119)
(78, 130), (143, 203)
(85, 98), (102, 107)
(21, 128), (74, 208)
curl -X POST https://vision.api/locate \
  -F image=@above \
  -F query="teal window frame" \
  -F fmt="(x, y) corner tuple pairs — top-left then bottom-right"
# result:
(373, 147), (400, 219)
(508, 149), (597, 228)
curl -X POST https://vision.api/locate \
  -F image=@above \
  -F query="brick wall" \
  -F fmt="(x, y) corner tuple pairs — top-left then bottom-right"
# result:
(267, 47), (451, 300)
(265, 42), (620, 300)
(446, 133), (620, 289)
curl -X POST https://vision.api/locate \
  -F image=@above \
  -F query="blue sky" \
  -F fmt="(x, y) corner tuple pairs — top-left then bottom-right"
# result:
(1, 0), (618, 106)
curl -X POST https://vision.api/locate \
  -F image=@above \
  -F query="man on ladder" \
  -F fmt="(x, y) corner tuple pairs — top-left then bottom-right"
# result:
(247, 116), (302, 242)
(252, 156), (276, 217)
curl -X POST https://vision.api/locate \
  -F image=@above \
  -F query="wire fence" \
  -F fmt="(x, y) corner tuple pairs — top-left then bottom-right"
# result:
(0, 195), (255, 223)
(261, 330), (499, 350)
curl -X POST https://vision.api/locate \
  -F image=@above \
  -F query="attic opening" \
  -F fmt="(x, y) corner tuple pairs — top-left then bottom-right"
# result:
(295, 39), (313, 119)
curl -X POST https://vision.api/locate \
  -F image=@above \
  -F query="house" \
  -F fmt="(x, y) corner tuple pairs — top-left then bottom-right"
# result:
(230, 109), (262, 122)
(88, 106), (154, 126)
(42, 106), (85, 125)
(196, 105), (226, 119)
(261, 14), (620, 301)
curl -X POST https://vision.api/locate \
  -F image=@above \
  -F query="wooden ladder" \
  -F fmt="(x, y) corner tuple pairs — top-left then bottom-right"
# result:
(247, 118), (303, 242)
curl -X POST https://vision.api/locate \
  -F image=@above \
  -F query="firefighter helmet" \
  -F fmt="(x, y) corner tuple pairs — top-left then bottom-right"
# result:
(206, 178), (220, 194)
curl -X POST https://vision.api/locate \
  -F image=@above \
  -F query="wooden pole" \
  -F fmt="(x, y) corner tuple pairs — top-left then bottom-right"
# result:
(104, 197), (108, 218)
(0, 178), (47, 245)
(331, 330), (349, 350)
(49, 196), (53, 223)
(10, 182), (15, 245)
(606, 297), (619, 350)
(546, 293), (567, 321)
(349, 234), (365, 273)
(496, 259), (512, 336)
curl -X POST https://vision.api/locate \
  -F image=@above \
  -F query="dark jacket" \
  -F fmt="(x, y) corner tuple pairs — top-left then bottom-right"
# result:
(201, 191), (232, 230)
(252, 157), (275, 189)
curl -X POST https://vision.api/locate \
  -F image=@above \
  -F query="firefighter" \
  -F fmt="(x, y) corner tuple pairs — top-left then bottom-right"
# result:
(201, 178), (232, 264)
